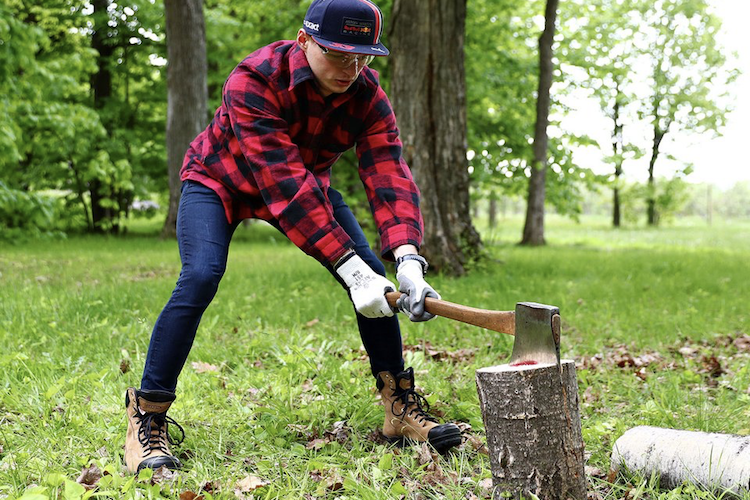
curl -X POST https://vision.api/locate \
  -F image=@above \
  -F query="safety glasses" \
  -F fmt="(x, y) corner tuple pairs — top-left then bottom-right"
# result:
(315, 41), (375, 69)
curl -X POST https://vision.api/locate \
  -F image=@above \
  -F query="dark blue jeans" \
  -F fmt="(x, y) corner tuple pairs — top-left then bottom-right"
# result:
(141, 181), (405, 393)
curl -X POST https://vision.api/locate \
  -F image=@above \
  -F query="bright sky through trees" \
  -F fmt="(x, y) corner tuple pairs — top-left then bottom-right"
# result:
(681, 0), (749, 188)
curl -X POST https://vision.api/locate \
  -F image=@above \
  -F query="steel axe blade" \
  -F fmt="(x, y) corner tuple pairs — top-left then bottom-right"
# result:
(509, 302), (561, 366)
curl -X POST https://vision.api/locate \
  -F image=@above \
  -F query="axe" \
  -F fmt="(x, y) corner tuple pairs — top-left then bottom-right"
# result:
(385, 292), (561, 366)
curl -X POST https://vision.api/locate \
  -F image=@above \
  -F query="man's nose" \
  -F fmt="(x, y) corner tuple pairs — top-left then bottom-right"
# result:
(342, 59), (360, 76)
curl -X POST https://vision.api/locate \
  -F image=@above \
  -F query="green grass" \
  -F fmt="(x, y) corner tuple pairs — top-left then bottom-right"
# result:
(1, 215), (749, 499)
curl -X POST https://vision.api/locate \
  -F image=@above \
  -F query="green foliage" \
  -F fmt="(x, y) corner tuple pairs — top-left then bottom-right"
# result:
(0, 182), (64, 242)
(714, 182), (750, 219)
(466, 0), (538, 193)
(558, 0), (647, 179)
(618, 175), (692, 225)
(559, 0), (738, 225)
(652, 174), (693, 225)
(203, 0), (310, 109)
(466, 0), (597, 219)
(85, 0), (168, 231)
(1, 0), (742, 238)
(637, 0), (737, 136)
(0, 1), (44, 165)
(678, 181), (750, 221)
(0, 0), (166, 234)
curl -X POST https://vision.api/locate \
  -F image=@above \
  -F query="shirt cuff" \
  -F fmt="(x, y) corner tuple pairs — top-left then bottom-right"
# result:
(379, 225), (422, 262)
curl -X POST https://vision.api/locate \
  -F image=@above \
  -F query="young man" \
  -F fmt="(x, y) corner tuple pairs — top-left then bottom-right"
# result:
(124, 0), (462, 473)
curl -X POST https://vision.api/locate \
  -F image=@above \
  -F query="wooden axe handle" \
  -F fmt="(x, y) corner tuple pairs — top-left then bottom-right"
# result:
(385, 292), (515, 336)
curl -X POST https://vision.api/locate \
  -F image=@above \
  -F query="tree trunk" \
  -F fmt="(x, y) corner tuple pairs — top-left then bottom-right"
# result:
(476, 360), (587, 499)
(68, 160), (94, 232)
(389, 0), (481, 276)
(647, 128), (664, 226)
(521, 0), (559, 246)
(611, 91), (623, 228)
(488, 191), (497, 229)
(91, 0), (114, 234)
(613, 185), (621, 227)
(611, 426), (750, 495)
(161, 0), (208, 238)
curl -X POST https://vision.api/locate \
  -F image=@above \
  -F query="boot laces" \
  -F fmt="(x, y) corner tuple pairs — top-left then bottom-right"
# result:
(392, 387), (439, 425)
(136, 411), (185, 457)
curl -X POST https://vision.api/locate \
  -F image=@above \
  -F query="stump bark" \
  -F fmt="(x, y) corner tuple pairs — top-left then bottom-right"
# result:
(476, 360), (586, 500)
(611, 426), (750, 494)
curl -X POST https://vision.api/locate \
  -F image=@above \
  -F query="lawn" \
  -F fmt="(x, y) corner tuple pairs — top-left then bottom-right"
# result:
(1, 215), (749, 499)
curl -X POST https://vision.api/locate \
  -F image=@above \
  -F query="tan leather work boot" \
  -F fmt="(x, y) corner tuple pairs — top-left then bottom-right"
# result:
(377, 367), (461, 453)
(124, 387), (184, 473)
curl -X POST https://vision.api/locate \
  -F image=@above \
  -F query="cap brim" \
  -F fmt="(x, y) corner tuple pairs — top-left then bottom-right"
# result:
(310, 34), (389, 57)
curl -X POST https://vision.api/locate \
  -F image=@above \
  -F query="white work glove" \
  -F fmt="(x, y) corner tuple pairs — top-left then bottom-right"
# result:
(335, 253), (396, 318)
(395, 257), (440, 322)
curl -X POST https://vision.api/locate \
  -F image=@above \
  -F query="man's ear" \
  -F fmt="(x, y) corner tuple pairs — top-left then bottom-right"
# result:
(297, 29), (309, 52)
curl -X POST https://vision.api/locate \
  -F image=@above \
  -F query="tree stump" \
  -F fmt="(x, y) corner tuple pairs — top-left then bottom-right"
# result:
(611, 426), (750, 494)
(476, 360), (586, 499)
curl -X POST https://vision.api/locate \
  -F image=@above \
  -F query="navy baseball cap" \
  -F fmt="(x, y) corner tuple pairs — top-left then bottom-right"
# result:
(303, 0), (390, 56)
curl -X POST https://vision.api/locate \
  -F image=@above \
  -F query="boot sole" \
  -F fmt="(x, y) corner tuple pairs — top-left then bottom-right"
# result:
(384, 424), (462, 454)
(137, 455), (182, 472)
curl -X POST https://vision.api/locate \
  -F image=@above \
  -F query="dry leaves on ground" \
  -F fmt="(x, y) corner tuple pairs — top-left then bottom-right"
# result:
(234, 475), (269, 499)
(192, 361), (220, 373)
(303, 420), (351, 449)
(179, 491), (205, 500)
(477, 478), (494, 498)
(454, 422), (488, 455)
(412, 443), (459, 486)
(733, 334), (750, 351)
(324, 420), (350, 444)
(574, 334), (750, 383)
(403, 341), (477, 363)
(151, 465), (178, 484)
(309, 469), (344, 491)
(200, 481), (219, 495)
(576, 344), (666, 372)
(76, 463), (101, 490)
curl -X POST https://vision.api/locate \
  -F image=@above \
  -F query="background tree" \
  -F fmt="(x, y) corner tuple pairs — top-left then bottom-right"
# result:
(465, 0), (537, 223)
(466, 0), (594, 231)
(0, 0), (167, 234)
(1, 1), (107, 231)
(717, 182), (750, 219)
(635, 0), (737, 225)
(161, 0), (208, 237)
(389, 0), (482, 276)
(1, 0), (743, 240)
(89, 0), (167, 233)
(0, 0), (38, 169)
(203, 1), (309, 108)
(521, 0), (559, 245)
(560, 0), (645, 227)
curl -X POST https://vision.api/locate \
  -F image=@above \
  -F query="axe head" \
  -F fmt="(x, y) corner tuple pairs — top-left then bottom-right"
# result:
(509, 302), (561, 367)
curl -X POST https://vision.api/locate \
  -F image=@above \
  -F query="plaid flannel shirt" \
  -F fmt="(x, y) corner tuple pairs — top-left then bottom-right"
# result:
(181, 41), (423, 265)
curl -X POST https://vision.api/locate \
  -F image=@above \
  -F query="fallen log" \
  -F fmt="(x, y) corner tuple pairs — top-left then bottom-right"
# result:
(476, 360), (586, 500)
(611, 426), (750, 494)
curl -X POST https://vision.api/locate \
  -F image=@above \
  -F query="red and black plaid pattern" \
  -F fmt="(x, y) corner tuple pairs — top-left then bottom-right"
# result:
(181, 41), (423, 265)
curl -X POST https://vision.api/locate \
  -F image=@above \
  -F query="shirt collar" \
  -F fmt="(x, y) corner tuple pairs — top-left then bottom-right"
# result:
(289, 44), (316, 90)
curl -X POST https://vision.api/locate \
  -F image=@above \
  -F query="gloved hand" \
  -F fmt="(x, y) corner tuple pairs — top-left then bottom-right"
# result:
(335, 252), (396, 318)
(396, 257), (440, 322)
